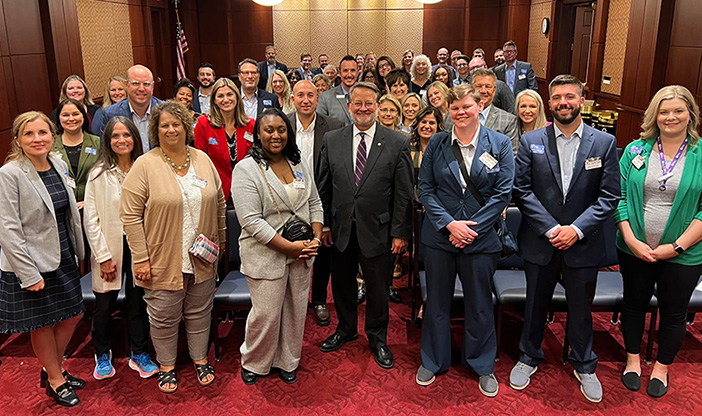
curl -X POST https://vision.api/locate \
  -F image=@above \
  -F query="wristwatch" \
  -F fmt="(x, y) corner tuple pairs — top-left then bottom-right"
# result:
(672, 241), (685, 254)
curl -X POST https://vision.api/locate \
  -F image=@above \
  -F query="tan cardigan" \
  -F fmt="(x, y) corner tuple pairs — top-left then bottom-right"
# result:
(120, 148), (226, 291)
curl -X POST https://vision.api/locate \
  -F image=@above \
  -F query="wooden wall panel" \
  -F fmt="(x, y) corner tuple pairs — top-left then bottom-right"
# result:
(600, 0), (631, 95)
(527, 0), (551, 80)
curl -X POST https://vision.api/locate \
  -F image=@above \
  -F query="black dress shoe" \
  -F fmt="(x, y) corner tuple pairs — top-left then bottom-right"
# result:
(388, 287), (402, 303)
(241, 368), (259, 385)
(279, 369), (297, 384)
(357, 289), (366, 305)
(46, 382), (80, 407)
(320, 332), (359, 353)
(647, 374), (669, 398)
(40, 369), (86, 390)
(371, 345), (394, 369)
(621, 371), (641, 391)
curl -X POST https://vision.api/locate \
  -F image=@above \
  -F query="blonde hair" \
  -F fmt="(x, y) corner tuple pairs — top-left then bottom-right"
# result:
(641, 85), (700, 145)
(147, 100), (194, 147)
(59, 75), (94, 106)
(102, 76), (127, 108)
(5, 111), (56, 164)
(515, 89), (548, 136)
(208, 78), (250, 128)
(410, 54), (432, 81)
(378, 94), (402, 129)
(266, 69), (293, 112)
(448, 83), (481, 106)
(400, 92), (426, 115)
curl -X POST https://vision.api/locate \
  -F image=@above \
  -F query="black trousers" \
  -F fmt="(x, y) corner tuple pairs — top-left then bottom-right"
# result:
(420, 246), (499, 376)
(519, 250), (599, 373)
(331, 224), (392, 348)
(91, 238), (150, 357)
(618, 249), (702, 365)
(310, 245), (332, 306)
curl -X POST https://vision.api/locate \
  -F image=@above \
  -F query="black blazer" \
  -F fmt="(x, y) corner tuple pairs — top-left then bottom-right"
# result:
(258, 61), (289, 90)
(317, 123), (414, 258)
(285, 112), (344, 179)
(254, 88), (282, 116)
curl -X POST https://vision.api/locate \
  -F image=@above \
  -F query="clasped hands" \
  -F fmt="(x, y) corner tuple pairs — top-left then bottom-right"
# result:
(549, 225), (579, 250)
(447, 220), (478, 249)
(288, 239), (322, 260)
(627, 238), (678, 262)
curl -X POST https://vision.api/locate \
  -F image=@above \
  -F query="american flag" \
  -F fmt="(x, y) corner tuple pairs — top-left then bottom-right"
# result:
(176, 17), (189, 80)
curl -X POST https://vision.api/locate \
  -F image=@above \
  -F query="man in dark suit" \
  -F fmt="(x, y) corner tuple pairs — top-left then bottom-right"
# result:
(257, 45), (288, 90)
(317, 82), (414, 369)
(192, 62), (215, 114)
(511, 75), (620, 403)
(297, 53), (322, 81)
(286, 80), (344, 327)
(493, 40), (538, 96)
(238, 58), (281, 119)
(317, 55), (358, 126)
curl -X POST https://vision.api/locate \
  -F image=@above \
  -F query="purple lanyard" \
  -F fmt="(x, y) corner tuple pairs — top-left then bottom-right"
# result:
(656, 137), (688, 191)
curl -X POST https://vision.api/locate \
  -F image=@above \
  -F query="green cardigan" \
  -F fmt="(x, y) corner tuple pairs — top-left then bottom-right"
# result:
(614, 137), (702, 265)
(52, 132), (101, 202)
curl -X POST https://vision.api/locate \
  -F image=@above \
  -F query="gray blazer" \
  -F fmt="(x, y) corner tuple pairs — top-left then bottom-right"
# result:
(484, 105), (519, 154)
(231, 157), (324, 280)
(0, 155), (84, 288)
(493, 80), (516, 114)
(317, 85), (353, 126)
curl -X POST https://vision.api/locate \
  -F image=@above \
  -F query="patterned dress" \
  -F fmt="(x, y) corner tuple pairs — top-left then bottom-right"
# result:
(0, 166), (84, 333)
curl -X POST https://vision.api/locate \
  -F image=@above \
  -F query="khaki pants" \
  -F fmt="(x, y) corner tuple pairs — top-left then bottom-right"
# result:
(240, 261), (311, 374)
(143, 274), (215, 366)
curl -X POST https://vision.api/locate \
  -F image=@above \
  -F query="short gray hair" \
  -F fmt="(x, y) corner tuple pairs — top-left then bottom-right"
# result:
(349, 81), (380, 102)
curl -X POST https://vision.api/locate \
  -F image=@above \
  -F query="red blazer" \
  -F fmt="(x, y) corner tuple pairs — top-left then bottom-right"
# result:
(194, 114), (255, 201)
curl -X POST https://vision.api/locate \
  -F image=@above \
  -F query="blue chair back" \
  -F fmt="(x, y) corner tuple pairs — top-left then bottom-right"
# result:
(227, 209), (242, 270)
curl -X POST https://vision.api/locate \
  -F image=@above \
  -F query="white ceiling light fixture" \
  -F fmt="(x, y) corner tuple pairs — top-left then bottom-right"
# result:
(415, 0), (443, 4)
(252, 0), (284, 6)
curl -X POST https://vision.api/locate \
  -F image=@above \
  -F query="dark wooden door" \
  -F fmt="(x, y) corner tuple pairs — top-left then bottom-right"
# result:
(571, 5), (593, 83)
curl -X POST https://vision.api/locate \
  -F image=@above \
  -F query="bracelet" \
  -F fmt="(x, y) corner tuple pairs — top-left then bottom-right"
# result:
(313, 237), (322, 244)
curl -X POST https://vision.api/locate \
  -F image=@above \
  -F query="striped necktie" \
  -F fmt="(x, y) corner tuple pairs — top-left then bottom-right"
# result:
(354, 132), (367, 187)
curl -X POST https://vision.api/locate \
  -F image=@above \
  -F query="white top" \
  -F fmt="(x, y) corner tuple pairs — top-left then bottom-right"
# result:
(451, 125), (481, 192)
(128, 101), (152, 153)
(175, 165), (202, 274)
(241, 88), (258, 120)
(352, 122), (377, 168)
(282, 181), (301, 207)
(198, 89), (211, 114)
(297, 114), (316, 171)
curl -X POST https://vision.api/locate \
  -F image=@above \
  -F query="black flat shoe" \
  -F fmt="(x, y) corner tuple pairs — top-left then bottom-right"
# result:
(279, 369), (297, 384)
(371, 345), (394, 369)
(241, 368), (259, 385)
(40, 369), (86, 390)
(647, 375), (669, 398)
(357, 289), (366, 305)
(46, 382), (80, 407)
(621, 371), (641, 391)
(320, 332), (359, 353)
(388, 288), (402, 304)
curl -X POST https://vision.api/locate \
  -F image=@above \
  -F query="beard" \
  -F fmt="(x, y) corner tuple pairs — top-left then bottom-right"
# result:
(552, 104), (581, 125)
(200, 79), (213, 88)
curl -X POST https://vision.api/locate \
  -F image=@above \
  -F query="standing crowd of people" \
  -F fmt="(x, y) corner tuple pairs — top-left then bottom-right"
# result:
(0, 39), (701, 407)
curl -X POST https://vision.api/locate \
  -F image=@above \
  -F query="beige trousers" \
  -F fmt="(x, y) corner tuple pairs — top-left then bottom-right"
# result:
(143, 274), (215, 366)
(240, 261), (311, 374)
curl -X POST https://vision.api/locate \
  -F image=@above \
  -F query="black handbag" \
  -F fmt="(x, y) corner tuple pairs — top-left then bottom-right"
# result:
(259, 164), (315, 242)
(451, 142), (518, 258)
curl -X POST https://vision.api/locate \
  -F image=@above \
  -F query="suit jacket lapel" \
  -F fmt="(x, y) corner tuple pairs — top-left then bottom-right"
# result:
(470, 128), (490, 179)
(357, 124), (385, 191)
(544, 124), (564, 194)
(343, 127), (356, 189)
(261, 162), (295, 212)
(313, 114), (326, 169)
(441, 137), (464, 193)
(23, 159), (55, 215)
(569, 125), (596, 190)
(334, 87), (351, 123)
(484, 106), (497, 130)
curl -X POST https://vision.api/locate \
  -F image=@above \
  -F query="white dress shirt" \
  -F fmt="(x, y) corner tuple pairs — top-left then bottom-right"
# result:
(241, 88), (258, 119)
(129, 101), (152, 153)
(198, 89), (211, 114)
(451, 125), (481, 192)
(352, 122), (377, 168)
(296, 114), (316, 172)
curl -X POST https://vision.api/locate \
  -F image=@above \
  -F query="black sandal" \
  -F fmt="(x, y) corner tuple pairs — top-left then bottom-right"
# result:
(195, 362), (216, 386)
(157, 370), (177, 393)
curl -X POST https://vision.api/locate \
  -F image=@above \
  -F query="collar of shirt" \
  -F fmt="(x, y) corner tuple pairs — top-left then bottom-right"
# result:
(240, 87), (258, 101)
(353, 122), (377, 145)
(553, 119), (584, 141)
(128, 100), (152, 119)
(451, 124), (480, 149)
(506, 61), (516, 70)
(481, 104), (492, 123)
(296, 114), (317, 134)
(340, 84), (349, 96)
(198, 88), (210, 98)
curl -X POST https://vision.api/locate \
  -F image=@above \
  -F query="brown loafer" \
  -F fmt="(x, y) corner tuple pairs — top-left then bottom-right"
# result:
(313, 305), (331, 326)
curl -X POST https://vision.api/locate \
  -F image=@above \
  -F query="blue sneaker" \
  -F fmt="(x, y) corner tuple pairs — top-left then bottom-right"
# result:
(129, 352), (158, 378)
(94, 352), (116, 380)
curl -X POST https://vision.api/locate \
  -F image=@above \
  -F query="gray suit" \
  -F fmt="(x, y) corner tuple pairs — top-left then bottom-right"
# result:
(493, 80), (516, 114)
(0, 155), (84, 288)
(484, 105), (519, 154)
(285, 112), (345, 178)
(317, 85), (353, 126)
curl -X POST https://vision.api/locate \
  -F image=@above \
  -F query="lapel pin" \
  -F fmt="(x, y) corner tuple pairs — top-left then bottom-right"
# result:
(377, 143), (382, 147)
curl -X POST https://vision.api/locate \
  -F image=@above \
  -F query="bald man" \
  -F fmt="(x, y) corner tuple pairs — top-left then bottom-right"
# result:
(287, 80), (344, 326)
(93, 64), (162, 152)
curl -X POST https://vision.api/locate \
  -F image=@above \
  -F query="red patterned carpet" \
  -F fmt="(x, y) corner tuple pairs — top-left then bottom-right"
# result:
(1, 279), (702, 416)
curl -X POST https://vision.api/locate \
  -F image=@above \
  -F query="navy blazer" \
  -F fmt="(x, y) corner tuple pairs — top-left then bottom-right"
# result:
(258, 61), (289, 90)
(92, 97), (162, 138)
(418, 129), (515, 254)
(513, 124), (620, 267)
(191, 89), (207, 114)
(253, 88), (281, 116)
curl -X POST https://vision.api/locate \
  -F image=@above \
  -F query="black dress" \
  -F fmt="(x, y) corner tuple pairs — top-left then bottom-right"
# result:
(0, 166), (84, 333)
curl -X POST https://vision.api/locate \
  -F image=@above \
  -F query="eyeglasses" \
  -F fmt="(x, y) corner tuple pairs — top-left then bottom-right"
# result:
(240, 71), (258, 76)
(456, 63), (468, 68)
(379, 63), (391, 69)
(504, 49), (517, 55)
(128, 80), (153, 88)
(379, 108), (398, 114)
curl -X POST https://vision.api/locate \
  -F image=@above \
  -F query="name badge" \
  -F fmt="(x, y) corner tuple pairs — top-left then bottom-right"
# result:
(657, 172), (674, 182)
(263, 99), (272, 106)
(518, 74), (527, 80)
(84, 147), (97, 155)
(629, 145), (643, 155)
(208, 137), (218, 145)
(244, 131), (254, 142)
(585, 157), (602, 170)
(479, 152), (498, 170)
(530, 144), (545, 154)
(336, 94), (345, 99)
(293, 178), (306, 189)
(65, 175), (76, 189)
(192, 177), (208, 189)
(632, 155), (645, 169)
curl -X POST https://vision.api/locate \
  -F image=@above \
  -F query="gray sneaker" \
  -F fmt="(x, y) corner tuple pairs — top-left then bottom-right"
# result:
(478, 374), (499, 397)
(509, 362), (538, 390)
(574, 370), (603, 403)
(415, 365), (436, 386)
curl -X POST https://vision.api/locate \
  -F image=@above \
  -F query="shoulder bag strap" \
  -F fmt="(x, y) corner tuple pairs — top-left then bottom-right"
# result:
(257, 163), (284, 225)
(450, 140), (486, 207)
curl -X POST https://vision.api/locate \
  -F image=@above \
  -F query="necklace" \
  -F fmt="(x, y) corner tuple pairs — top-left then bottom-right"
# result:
(161, 147), (191, 171)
